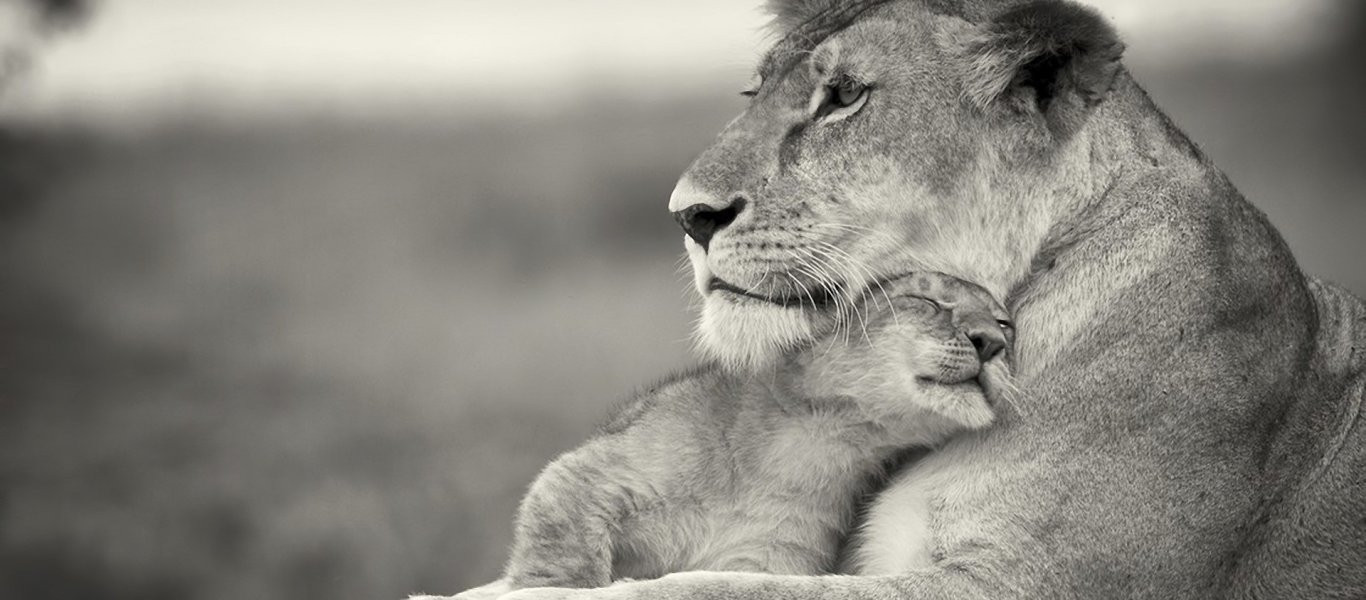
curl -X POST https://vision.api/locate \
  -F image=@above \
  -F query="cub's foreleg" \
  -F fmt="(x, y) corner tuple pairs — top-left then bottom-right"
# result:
(443, 448), (640, 600)
(440, 450), (632, 600)
(440, 372), (715, 600)
(502, 446), (637, 590)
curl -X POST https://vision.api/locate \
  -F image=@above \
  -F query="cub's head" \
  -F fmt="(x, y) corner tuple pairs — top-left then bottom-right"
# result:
(786, 271), (1017, 433)
(672, 0), (1124, 369)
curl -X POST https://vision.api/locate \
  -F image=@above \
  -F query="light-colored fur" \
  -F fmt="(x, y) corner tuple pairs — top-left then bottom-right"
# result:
(431, 273), (1012, 600)
(435, 0), (1366, 599)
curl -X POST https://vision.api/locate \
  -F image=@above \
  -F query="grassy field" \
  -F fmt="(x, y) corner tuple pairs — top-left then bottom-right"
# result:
(0, 100), (735, 599)
(0, 60), (1361, 599)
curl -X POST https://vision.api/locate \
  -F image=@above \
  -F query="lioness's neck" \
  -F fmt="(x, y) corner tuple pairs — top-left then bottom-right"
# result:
(1004, 71), (1307, 379)
(930, 74), (1210, 306)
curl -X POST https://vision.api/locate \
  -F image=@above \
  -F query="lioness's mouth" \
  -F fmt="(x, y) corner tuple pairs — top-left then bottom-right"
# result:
(707, 277), (834, 308)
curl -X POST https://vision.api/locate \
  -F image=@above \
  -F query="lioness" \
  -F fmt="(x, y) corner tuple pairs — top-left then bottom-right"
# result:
(444, 273), (1012, 600)
(449, 0), (1366, 598)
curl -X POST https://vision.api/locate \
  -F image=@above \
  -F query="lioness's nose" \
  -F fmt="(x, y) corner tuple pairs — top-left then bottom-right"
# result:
(673, 200), (744, 251)
(669, 176), (747, 251)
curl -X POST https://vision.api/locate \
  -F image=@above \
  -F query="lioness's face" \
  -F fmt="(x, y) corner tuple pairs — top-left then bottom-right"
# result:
(674, 3), (1049, 368)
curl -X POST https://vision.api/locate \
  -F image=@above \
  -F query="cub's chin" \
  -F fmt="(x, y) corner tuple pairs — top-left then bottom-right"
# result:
(695, 292), (825, 372)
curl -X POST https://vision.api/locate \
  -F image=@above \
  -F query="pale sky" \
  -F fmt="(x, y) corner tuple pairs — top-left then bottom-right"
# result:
(0, 0), (1343, 122)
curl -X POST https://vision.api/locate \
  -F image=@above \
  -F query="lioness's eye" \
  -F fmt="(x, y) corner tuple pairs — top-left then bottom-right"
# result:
(834, 78), (865, 107)
(814, 75), (870, 121)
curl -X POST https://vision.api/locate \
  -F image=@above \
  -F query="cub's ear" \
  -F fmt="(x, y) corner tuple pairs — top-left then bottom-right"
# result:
(960, 0), (1124, 136)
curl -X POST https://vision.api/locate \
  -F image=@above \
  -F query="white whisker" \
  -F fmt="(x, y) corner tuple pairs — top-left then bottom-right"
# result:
(812, 239), (900, 331)
(804, 245), (872, 348)
(793, 245), (867, 348)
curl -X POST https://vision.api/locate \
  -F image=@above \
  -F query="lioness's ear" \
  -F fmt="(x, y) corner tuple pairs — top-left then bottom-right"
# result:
(765, 0), (838, 33)
(961, 0), (1124, 136)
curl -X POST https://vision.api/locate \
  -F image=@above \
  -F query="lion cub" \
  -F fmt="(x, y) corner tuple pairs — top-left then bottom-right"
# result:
(456, 272), (1013, 599)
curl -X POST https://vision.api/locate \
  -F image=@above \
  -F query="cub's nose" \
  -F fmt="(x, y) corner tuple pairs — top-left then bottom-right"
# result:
(672, 199), (745, 251)
(966, 324), (1007, 363)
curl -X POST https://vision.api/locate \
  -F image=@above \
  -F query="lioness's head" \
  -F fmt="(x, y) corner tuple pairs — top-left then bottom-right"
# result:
(673, 0), (1125, 369)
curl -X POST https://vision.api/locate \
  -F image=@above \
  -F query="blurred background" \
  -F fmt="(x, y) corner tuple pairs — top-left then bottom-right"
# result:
(0, 1), (1361, 598)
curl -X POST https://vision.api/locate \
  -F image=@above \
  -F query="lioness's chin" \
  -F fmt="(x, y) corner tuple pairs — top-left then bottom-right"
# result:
(696, 294), (820, 372)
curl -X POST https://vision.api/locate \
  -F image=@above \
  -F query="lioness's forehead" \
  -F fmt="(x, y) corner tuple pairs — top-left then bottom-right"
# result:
(757, 0), (897, 81)
(757, 0), (970, 85)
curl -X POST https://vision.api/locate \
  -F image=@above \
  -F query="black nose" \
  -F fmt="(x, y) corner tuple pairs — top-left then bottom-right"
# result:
(672, 198), (745, 250)
(968, 327), (1007, 363)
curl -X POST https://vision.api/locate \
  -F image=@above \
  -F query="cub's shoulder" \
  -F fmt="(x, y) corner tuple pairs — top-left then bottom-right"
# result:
(596, 363), (725, 436)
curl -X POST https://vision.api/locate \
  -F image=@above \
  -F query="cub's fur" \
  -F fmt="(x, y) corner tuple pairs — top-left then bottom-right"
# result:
(445, 273), (1011, 600)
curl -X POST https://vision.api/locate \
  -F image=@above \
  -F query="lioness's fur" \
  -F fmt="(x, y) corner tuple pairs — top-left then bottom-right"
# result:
(457, 0), (1365, 599)
(442, 274), (1012, 600)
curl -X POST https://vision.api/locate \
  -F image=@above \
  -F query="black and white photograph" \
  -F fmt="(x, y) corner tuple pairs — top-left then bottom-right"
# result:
(1, 1), (1363, 599)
